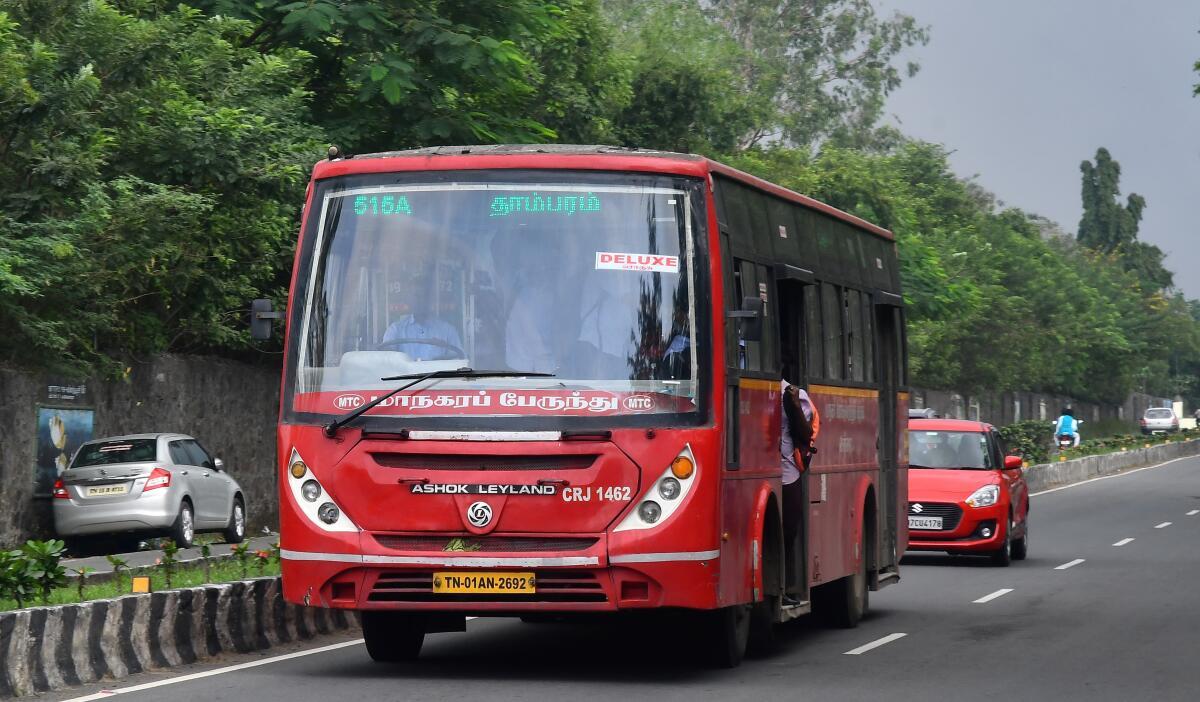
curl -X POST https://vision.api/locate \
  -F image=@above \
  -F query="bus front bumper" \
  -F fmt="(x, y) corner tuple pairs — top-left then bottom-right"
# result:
(280, 548), (721, 613)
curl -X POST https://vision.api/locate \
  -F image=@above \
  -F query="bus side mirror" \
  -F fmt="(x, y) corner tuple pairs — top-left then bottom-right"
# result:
(1004, 455), (1022, 470)
(728, 296), (764, 342)
(250, 299), (285, 340)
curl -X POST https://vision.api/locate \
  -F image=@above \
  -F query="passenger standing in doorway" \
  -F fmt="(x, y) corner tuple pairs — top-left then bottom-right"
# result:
(781, 379), (816, 600)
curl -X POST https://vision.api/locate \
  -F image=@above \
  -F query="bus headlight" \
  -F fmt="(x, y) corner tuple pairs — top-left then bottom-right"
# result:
(287, 448), (357, 533)
(614, 445), (698, 532)
(658, 477), (681, 500)
(301, 480), (322, 502)
(317, 503), (340, 524)
(639, 501), (662, 524)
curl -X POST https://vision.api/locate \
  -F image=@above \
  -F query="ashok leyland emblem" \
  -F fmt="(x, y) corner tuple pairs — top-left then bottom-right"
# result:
(467, 501), (493, 528)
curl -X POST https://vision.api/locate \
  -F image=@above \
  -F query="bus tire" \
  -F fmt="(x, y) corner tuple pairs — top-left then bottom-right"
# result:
(362, 611), (425, 663)
(747, 593), (779, 657)
(820, 522), (869, 629)
(700, 604), (750, 668)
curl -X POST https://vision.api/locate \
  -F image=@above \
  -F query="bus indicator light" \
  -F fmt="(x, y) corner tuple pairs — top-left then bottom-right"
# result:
(671, 456), (694, 479)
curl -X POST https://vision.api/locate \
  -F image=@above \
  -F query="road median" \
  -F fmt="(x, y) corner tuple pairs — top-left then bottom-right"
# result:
(0, 578), (356, 698)
(1024, 438), (1200, 493)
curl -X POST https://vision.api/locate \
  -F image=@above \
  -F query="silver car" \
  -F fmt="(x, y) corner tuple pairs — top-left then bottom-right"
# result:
(52, 433), (246, 548)
(1141, 408), (1179, 435)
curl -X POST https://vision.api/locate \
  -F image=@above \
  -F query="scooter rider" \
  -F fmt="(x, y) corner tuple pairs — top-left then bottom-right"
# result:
(1053, 407), (1080, 447)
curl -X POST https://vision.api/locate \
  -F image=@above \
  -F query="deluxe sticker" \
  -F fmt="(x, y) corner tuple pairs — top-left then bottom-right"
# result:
(595, 252), (679, 273)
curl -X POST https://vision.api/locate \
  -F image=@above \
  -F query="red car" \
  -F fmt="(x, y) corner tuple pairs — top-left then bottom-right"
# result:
(906, 418), (1030, 566)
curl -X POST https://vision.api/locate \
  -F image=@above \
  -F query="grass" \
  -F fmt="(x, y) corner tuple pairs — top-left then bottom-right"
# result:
(0, 558), (281, 612)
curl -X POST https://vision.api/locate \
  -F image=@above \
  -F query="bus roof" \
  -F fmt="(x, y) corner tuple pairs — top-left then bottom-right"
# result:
(310, 144), (894, 241)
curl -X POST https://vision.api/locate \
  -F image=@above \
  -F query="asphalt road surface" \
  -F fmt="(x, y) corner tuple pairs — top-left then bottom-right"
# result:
(51, 455), (1200, 702)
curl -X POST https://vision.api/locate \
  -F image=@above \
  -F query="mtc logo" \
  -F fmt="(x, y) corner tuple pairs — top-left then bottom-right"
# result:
(334, 394), (365, 410)
(623, 395), (653, 411)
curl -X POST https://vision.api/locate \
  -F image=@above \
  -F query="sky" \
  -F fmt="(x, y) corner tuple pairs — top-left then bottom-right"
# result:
(878, 0), (1200, 298)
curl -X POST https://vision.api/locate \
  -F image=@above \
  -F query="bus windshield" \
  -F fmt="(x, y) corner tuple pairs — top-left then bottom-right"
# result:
(289, 173), (706, 423)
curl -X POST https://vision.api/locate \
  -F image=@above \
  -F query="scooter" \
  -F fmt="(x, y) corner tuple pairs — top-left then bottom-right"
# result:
(1053, 419), (1082, 450)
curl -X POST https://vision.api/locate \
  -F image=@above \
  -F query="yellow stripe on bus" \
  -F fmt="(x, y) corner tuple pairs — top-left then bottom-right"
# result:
(739, 378), (780, 391)
(808, 384), (879, 399)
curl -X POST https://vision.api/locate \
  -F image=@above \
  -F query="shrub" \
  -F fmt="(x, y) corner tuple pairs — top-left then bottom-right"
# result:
(22, 540), (66, 605)
(999, 419), (1054, 465)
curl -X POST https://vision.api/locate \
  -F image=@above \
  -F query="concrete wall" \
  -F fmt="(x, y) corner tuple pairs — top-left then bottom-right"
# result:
(0, 355), (281, 546)
(909, 388), (1171, 428)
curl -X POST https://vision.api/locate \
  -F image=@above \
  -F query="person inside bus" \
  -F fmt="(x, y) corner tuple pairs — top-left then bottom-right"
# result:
(576, 270), (639, 379)
(380, 272), (464, 361)
(781, 378), (815, 602)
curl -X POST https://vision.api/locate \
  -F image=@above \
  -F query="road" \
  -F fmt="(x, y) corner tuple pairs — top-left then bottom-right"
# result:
(50, 455), (1200, 702)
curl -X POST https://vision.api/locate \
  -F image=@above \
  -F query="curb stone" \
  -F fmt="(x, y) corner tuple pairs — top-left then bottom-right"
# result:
(0, 578), (357, 698)
(1024, 438), (1200, 493)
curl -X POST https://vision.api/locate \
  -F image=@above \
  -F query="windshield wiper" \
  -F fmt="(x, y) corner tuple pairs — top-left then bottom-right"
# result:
(322, 367), (555, 438)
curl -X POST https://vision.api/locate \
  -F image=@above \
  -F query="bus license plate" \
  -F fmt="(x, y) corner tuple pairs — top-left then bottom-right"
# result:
(432, 572), (535, 594)
(908, 516), (943, 530)
(86, 484), (129, 497)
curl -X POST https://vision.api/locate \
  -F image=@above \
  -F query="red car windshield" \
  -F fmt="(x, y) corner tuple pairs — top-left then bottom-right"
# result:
(908, 430), (993, 470)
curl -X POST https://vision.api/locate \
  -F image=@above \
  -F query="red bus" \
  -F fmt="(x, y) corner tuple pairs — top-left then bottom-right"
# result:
(256, 144), (908, 667)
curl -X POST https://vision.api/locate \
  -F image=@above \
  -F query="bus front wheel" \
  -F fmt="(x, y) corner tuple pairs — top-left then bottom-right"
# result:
(362, 611), (425, 663)
(699, 604), (750, 668)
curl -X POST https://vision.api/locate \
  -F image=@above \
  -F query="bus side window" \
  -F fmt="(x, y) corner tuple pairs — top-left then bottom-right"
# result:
(733, 259), (778, 374)
(804, 285), (823, 381)
(821, 282), (843, 380)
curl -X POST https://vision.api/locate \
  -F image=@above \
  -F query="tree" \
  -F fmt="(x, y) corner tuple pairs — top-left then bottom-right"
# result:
(708, 0), (928, 149)
(193, 0), (621, 151)
(1077, 147), (1172, 290)
(0, 0), (324, 371)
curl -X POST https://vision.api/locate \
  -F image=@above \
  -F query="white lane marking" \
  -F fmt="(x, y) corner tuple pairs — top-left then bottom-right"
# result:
(1030, 454), (1199, 496)
(1113, 538), (1135, 546)
(973, 588), (1013, 603)
(63, 615), (481, 700)
(843, 632), (907, 655)
(61, 639), (366, 700)
(1055, 558), (1086, 570)
(1155, 522), (1172, 529)
(1188, 510), (1199, 516)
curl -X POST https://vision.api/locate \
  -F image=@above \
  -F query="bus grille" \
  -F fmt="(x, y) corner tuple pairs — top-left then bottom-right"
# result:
(370, 453), (596, 471)
(372, 535), (598, 553)
(908, 502), (962, 530)
(367, 570), (607, 603)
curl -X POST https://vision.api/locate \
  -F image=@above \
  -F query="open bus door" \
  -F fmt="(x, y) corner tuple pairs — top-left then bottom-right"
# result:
(775, 265), (815, 609)
(873, 293), (904, 586)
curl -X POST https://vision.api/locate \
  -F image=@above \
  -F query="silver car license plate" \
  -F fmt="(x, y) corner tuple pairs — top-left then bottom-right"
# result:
(86, 484), (129, 497)
(908, 515), (943, 530)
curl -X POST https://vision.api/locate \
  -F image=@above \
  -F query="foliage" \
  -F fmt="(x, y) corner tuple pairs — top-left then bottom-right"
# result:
(998, 420), (1054, 465)
(71, 566), (95, 603)
(0, 549), (36, 608)
(1077, 148), (1172, 290)
(199, 541), (212, 583)
(105, 554), (129, 591)
(0, 554), (282, 612)
(0, 0), (324, 372)
(192, 0), (619, 150)
(604, 0), (927, 151)
(22, 539), (67, 605)
(159, 539), (180, 588)
(231, 542), (251, 579)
